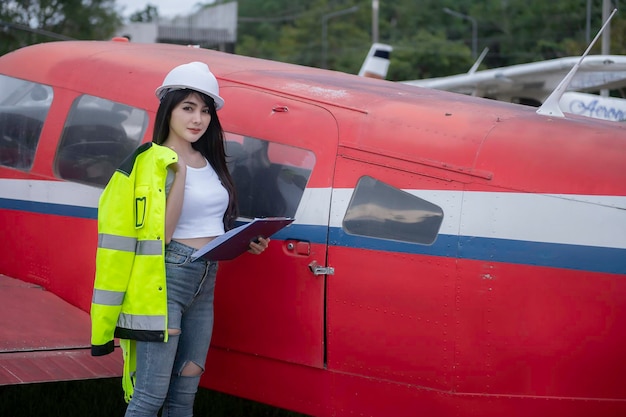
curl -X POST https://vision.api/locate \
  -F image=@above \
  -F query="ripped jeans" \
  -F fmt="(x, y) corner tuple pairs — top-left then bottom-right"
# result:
(125, 240), (218, 417)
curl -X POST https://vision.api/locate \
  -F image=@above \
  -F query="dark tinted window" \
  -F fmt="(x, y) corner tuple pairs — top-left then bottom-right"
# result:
(225, 133), (315, 219)
(0, 75), (53, 170)
(343, 176), (444, 245)
(55, 95), (148, 187)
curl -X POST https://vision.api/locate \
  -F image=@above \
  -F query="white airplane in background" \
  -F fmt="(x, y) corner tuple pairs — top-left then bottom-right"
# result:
(558, 91), (626, 121)
(360, 43), (626, 121)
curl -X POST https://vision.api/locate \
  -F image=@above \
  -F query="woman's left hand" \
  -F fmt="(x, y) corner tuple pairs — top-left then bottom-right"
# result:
(248, 237), (270, 255)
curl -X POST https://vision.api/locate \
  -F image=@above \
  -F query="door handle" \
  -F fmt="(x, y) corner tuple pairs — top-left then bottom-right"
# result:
(308, 261), (334, 276)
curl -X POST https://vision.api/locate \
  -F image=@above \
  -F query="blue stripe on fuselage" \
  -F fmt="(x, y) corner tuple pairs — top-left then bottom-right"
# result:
(0, 198), (98, 219)
(330, 229), (626, 275)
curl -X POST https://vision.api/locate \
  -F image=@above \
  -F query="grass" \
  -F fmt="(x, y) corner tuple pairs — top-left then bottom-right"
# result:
(0, 378), (309, 417)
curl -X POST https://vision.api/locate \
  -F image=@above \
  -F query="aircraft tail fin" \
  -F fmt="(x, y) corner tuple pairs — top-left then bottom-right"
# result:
(358, 43), (393, 79)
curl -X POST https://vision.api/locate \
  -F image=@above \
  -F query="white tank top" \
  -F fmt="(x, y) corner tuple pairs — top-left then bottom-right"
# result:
(166, 160), (229, 239)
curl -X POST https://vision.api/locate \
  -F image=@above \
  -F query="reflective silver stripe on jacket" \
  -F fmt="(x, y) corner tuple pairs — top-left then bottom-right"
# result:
(92, 288), (125, 306)
(136, 240), (162, 255)
(98, 234), (136, 252)
(118, 313), (166, 331)
(98, 233), (162, 255)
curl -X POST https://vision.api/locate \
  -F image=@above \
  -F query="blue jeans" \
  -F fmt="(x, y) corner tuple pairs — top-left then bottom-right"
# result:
(125, 240), (218, 417)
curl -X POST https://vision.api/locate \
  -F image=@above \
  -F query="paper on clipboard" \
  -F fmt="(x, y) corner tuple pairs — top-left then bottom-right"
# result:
(191, 217), (294, 261)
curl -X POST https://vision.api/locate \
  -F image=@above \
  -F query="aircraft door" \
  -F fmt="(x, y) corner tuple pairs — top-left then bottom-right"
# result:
(210, 87), (337, 369)
(326, 154), (462, 391)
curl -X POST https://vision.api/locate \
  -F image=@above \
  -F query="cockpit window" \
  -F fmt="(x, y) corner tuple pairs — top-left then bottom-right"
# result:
(343, 176), (444, 245)
(54, 95), (148, 187)
(225, 133), (315, 219)
(0, 75), (53, 170)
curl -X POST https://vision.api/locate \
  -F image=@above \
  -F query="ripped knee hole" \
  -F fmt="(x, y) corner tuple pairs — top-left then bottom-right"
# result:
(181, 361), (204, 377)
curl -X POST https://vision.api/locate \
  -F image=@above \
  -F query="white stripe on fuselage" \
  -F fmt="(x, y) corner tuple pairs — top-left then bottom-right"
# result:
(0, 179), (102, 207)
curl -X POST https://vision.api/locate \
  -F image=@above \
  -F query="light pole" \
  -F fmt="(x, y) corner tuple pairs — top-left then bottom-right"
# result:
(322, 5), (359, 69)
(443, 7), (477, 60)
(601, 0), (612, 97)
(372, 0), (379, 43)
(586, 0), (591, 44)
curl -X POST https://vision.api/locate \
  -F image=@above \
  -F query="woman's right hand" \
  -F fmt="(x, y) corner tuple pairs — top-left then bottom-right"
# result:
(171, 160), (187, 175)
(168, 146), (187, 175)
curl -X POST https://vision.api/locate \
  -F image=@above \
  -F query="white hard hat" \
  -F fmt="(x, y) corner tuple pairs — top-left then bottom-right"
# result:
(155, 61), (224, 110)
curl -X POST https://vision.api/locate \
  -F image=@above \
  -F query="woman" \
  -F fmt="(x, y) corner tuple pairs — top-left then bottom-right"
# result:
(91, 62), (269, 417)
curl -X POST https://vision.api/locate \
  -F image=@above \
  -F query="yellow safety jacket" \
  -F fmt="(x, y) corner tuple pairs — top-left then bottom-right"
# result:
(90, 142), (177, 401)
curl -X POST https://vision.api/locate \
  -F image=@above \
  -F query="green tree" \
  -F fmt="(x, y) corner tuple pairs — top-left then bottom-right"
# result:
(0, 0), (122, 56)
(129, 4), (159, 23)
(234, 0), (623, 81)
(237, 0), (370, 71)
(470, 0), (604, 66)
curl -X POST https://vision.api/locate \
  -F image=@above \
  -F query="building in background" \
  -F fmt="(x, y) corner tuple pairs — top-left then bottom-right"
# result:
(117, 1), (237, 52)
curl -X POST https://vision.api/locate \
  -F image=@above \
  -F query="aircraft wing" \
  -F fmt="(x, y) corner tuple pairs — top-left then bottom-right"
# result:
(403, 55), (626, 104)
(0, 274), (122, 385)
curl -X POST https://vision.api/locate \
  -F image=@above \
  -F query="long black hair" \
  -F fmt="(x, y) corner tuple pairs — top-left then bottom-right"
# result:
(152, 89), (238, 230)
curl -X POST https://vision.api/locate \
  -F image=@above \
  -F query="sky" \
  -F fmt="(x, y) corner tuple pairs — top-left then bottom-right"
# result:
(116, 1), (208, 19)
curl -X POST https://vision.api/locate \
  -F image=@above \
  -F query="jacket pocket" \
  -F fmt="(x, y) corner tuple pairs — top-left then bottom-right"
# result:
(135, 186), (149, 228)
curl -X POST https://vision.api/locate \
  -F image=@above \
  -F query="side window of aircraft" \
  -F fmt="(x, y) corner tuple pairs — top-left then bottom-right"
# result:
(0, 75), (53, 170)
(225, 133), (315, 219)
(343, 176), (444, 245)
(54, 95), (148, 187)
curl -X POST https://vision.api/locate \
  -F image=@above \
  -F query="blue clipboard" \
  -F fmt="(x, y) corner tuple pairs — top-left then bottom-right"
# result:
(191, 217), (294, 261)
